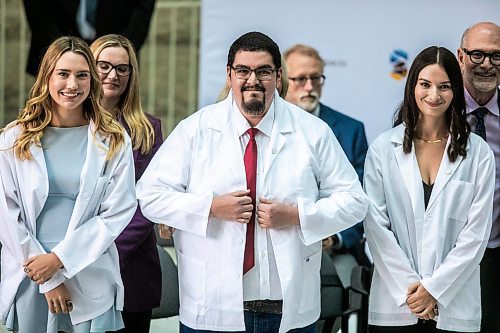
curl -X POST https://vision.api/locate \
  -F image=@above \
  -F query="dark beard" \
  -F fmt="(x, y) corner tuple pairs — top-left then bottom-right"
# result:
(241, 85), (266, 115)
(242, 95), (265, 115)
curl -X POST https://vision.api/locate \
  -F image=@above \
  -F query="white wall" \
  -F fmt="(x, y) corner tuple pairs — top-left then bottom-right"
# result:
(198, 0), (500, 142)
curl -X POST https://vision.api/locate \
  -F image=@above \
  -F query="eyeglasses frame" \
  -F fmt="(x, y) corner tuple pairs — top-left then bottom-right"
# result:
(96, 60), (133, 76)
(229, 65), (279, 81)
(288, 75), (326, 86)
(462, 48), (500, 66)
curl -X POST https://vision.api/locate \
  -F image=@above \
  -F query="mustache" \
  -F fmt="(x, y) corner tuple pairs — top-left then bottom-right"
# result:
(474, 69), (496, 75)
(302, 92), (319, 99)
(241, 85), (266, 92)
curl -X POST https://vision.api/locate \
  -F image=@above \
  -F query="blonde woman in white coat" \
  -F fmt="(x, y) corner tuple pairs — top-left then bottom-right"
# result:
(0, 36), (137, 333)
(364, 46), (495, 333)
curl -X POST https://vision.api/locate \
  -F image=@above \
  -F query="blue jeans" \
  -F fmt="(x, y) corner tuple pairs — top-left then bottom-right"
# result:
(179, 312), (316, 333)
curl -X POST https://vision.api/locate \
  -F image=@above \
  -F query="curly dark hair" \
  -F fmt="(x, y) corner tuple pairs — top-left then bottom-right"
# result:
(394, 46), (470, 162)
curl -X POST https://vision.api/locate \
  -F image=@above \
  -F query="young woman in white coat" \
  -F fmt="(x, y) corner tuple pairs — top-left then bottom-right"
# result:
(0, 36), (137, 333)
(90, 34), (163, 333)
(364, 46), (495, 333)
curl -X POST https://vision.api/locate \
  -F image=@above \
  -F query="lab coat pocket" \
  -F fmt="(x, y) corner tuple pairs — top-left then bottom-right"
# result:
(177, 249), (206, 315)
(74, 251), (114, 300)
(299, 249), (321, 313)
(447, 180), (474, 222)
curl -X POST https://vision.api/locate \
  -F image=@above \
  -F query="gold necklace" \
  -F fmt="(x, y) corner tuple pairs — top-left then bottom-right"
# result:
(415, 135), (448, 143)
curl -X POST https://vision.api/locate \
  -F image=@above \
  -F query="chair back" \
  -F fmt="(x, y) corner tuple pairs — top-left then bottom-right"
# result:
(152, 245), (180, 318)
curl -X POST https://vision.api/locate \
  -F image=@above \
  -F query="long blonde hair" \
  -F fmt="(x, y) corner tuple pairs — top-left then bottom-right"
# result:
(90, 34), (155, 154)
(5, 36), (124, 160)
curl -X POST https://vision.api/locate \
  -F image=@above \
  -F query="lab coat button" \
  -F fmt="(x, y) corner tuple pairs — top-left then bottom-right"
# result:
(445, 169), (451, 175)
(272, 148), (277, 154)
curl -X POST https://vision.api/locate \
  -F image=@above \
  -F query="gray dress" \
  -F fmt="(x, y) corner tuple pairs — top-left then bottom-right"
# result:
(5, 125), (124, 333)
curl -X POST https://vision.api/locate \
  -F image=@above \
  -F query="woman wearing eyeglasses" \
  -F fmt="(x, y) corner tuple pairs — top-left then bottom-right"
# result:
(90, 34), (163, 333)
(0, 36), (136, 333)
(364, 46), (495, 332)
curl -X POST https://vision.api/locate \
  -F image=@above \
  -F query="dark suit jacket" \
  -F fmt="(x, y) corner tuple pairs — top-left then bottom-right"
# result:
(116, 114), (163, 312)
(23, 0), (156, 76)
(319, 103), (368, 253)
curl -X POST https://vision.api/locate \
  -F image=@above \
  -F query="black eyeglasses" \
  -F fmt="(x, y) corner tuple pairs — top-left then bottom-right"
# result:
(230, 66), (278, 81)
(96, 61), (132, 76)
(288, 75), (326, 87)
(462, 48), (500, 66)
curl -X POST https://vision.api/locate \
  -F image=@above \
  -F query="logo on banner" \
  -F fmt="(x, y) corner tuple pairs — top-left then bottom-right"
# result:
(389, 49), (408, 80)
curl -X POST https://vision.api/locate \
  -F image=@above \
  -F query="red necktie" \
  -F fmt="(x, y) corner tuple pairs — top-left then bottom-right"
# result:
(243, 128), (258, 274)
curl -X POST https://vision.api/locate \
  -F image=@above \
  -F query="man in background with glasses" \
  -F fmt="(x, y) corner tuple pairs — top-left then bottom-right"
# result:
(284, 45), (369, 269)
(458, 21), (500, 333)
(137, 31), (368, 333)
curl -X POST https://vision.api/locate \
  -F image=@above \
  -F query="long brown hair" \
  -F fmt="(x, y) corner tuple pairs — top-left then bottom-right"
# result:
(394, 46), (470, 162)
(91, 34), (155, 154)
(4, 36), (124, 160)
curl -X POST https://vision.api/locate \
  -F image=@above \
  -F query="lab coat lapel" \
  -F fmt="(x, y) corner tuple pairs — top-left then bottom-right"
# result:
(27, 144), (49, 233)
(263, 93), (293, 178)
(209, 94), (246, 182)
(426, 138), (466, 211)
(391, 125), (422, 270)
(66, 123), (109, 232)
(392, 127), (424, 216)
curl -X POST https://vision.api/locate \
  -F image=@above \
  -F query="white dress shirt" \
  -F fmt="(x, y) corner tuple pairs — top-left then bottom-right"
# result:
(232, 100), (283, 301)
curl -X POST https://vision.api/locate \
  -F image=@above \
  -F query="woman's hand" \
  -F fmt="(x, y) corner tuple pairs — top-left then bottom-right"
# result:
(406, 281), (438, 320)
(44, 283), (73, 314)
(23, 253), (63, 285)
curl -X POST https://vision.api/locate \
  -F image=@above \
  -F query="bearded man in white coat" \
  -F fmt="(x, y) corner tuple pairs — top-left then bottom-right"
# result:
(136, 31), (368, 333)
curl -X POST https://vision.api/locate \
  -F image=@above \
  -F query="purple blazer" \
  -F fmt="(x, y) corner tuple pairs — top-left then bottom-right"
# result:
(116, 114), (163, 312)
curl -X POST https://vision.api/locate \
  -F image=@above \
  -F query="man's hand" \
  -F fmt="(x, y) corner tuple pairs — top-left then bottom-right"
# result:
(406, 281), (438, 320)
(24, 252), (63, 285)
(257, 197), (299, 229)
(44, 283), (73, 314)
(158, 224), (175, 239)
(210, 190), (253, 223)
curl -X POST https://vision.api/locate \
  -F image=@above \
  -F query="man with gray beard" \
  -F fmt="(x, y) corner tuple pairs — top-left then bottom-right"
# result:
(457, 22), (500, 333)
(284, 45), (369, 267)
(136, 31), (368, 333)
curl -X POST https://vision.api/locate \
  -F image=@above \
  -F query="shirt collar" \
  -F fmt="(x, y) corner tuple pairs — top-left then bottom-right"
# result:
(233, 99), (275, 138)
(465, 88), (499, 116)
(311, 104), (321, 117)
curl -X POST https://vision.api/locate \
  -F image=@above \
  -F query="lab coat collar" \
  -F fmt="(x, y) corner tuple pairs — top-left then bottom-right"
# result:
(391, 124), (466, 213)
(207, 91), (294, 182)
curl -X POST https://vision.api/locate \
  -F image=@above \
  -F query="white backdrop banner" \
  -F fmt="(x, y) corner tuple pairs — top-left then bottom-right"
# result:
(198, 0), (500, 142)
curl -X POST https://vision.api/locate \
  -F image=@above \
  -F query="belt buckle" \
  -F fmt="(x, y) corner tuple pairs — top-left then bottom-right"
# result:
(244, 300), (282, 315)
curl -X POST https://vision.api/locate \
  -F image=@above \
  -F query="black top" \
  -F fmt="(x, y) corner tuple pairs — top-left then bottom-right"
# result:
(423, 181), (434, 210)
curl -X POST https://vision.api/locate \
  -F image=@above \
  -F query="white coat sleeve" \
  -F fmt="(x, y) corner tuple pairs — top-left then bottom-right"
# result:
(136, 120), (213, 237)
(51, 140), (137, 279)
(297, 129), (369, 245)
(420, 146), (495, 307)
(363, 142), (421, 307)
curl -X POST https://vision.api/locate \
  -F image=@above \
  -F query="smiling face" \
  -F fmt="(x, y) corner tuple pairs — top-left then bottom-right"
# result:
(96, 46), (131, 107)
(48, 51), (91, 116)
(458, 23), (500, 99)
(414, 64), (453, 120)
(227, 50), (281, 125)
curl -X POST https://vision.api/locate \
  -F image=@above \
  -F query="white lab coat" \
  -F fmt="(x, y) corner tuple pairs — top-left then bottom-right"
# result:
(364, 124), (495, 332)
(0, 122), (137, 324)
(136, 92), (368, 333)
